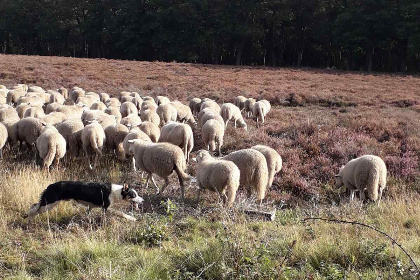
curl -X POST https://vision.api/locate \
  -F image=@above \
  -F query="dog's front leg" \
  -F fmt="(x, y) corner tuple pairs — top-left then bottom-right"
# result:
(108, 209), (137, 222)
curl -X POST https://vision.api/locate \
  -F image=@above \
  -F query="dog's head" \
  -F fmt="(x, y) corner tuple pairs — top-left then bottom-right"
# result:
(121, 184), (144, 209)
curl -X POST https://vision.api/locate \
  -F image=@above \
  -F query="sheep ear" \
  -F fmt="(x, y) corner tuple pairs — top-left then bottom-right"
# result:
(128, 140), (134, 144)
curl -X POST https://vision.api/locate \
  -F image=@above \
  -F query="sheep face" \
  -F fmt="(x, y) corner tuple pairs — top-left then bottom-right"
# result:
(335, 175), (343, 188)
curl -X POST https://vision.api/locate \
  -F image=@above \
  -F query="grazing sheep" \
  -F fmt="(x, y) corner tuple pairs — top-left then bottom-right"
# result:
(121, 114), (142, 128)
(36, 125), (66, 171)
(56, 118), (84, 157)
(105, 106), (122, 123)
(99, 92), (110, 103)
(234, 96), (247, 111)
(131, 96), (143, 111)
(195, 150), (240, 206)
(159, 122), (194, 162)
(70, 87), (85, 103)
(28, 86), (45, 93)
(0, 107), (19, 145)
(0, 106), (19, 122)
(58, 87), (68, 99)
(106, 97), (121, 108)
(85, 92), (100, 102)
(202, 119), (224, 156)
(56, 104), (87, 119)
(244, 98), (256, 118)
(189, 97), (202, 116)
(141, 100), (158, 112)
(156, 96), (170, 106)
(140, 109), (160, 127)
(49, 92), (65, 104)
(41, 112), (67, 125)
(156, 103), (178, 127)
(261, 99), (271, 113)
(119, 91), (131, 100)
(16, 104), (32, 119)
(222, 149), (269, 202)
(82, 110), (104, 126)
(171, 101), (196, 126)
(221, 103), (247, 130)
(0, 122), (8, 158)
(16, 117), (44, 154)
(199, 110), (225, 129)
(104, 124), (129, 160)
(120, 101), (138, 118)
(81, 121), (106, 169)
(335, 155), (387, 204)
(90, 102), (107, 111)
(128, 140), (191, 199)
(122, 128), (151, 158)
(17, 96), (44, 107)
(139, 121), (160, 143)
(120, 96), (134, 104)
(6, 90), (26, 105)
(252, 101), (268, 127)
(76, 95), (97, 107)
(200, 100), (221, 114)
(45, 102), (61, 114)
(23, 106), (45, 119)
(0, 95), (5, 105)
(251, 145), (282, 188)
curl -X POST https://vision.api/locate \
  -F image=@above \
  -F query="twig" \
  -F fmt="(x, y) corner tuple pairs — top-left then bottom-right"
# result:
(302, 217), (420, 275)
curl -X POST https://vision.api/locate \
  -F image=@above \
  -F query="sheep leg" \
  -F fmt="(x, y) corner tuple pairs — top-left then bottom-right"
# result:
(132, 157), (137, 172)
(221, 190), (228, 206)
(359, 188), (365, 202)
(234, 119), (237, 128)
(195, 188), (202, 206)
(349, 190), (355, 200)
(225, 120), (229, 128)
(378, 186), (385, 206)
(0, 148), (2, 159)
(148, 174), (160, 194)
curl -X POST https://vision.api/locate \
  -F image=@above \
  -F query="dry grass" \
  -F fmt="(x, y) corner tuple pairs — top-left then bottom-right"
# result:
(0, 54), (419, 278)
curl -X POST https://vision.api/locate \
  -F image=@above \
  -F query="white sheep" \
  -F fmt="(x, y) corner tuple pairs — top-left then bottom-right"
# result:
(104, 124), (129, 160)
(81, 121), (106, 169)
(202, 119), (224, 156)
(199, 110), (225, 128)
(222, 149), (269, 202)
(70, 87), (85, 103)
(156, 96), (170, 106)
(23, 107), (45, 119)
(106, 98), (121, 108)
(159, 122), (194, 162)
(122, 128), (151, 159)
(16, 104), (32, 119)
(16, 117), (44, 154)
(252, 101), (268, 127)
(335, 155), (387, 204)
(195, 150), (240, 206)
(244, 98), (256, 118)
(221, 103), (247, 130)
(56, 104), (87, 119)
(99, 92), (110, 103)
(251, 145), (282, 188)
(45, 102), (61, 114)
(141, 100), (158, 112)
(36, 125), (66, 172)
(139, 121), (160, 143)
(56, 118), (84, 157)
(140, 109), (160, 127)
(41, 112), (67, 125)
(104, 106), (122, 123)
(261, 99), (271, 112)
(171, 101), (196, 126)
(90, 102), (107, 111)
(76, 95), (97, 107)
(200, 100), (221, 114)
(16, 96), (44, 107)
(49, 92), (65, 104)
(6, 90), (26, 105)
(120, 101), (138, 118)
(128, 140), (191, 199)
(121, 114), (142, 128)
(156, 103), (178, 127)
(189, 97), (202, 116)
(0, 122), (8, 158)
(234, 95), (247, 111)
(58, 87), (68, 99)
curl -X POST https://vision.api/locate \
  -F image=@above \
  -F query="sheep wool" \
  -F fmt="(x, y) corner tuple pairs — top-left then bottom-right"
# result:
(36, 125), (66, 171)
(251, 145), (282, 188)
(202, 119), (225, 156)
(159, 122), (194, 162)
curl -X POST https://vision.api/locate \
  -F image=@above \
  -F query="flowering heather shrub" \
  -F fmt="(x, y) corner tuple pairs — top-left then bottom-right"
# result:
(385, 151), (419, 181)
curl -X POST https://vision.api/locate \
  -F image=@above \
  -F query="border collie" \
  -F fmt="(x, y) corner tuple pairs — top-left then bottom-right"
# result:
(27, 181), (144, 221)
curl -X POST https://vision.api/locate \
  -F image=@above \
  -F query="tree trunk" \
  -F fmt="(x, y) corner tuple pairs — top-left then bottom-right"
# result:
(236, 39), (245, 66)
(297, 50), (303, 68)
(367, 46), (373, 72)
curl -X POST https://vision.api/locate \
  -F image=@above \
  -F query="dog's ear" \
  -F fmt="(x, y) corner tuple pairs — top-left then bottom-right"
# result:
(123, 184), (129, 191)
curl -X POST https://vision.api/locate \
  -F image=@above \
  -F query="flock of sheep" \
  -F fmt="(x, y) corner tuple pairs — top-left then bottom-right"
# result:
(0, 83), (387, 206)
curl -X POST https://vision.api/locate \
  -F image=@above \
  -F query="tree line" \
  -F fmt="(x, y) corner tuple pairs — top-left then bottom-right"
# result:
(0, 0), (419, 72)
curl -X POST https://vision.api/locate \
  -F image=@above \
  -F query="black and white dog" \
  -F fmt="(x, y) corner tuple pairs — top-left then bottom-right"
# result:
(27, 181), (144, 221)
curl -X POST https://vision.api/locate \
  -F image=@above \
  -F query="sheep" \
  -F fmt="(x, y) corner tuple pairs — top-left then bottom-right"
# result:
(16, 117), (44, 154)
(128, 139), (190, 199)
(335, 155), (387, 204)
(156, 103), (177, 127)
(49, 92), (65, 104)
(45, 102), (61, 114)
(70, 87), (85, 103)
(23, 106), (45, 119)
(13, 84), (28, 92)
(251, 145), (282, 188)
(82, 109), (117, 129)
(199, 110), (224, 129)
(195, 150), (240, 206)
(89, 101), (106, 111)
(28, 86), (45, 93)
(16, 104), (32, 119)
(76, 95), (97, 107)
(58, 87), (68, 99)
(104, 106), (122, 123)
(6, 90), (26, 105)
(200, 100), (221, 114)
(36, 125), (66, 171)
(170, 101), (196, 126)
(244, 98), (256, 118)
(252, 101), (268, 127)
(99, 92), (110, 103)
(81, 121), (106, 169)
(16, 96), (44, 107)
(121, 114), (142, 128)
(120, 101), (138, 118)
(0, 95), (5, 105)
(106, 97), (121, 108)
(119, 91), (131, 100)
(122, 128), (151, 159)
(120, 96), (134, 104)
(85, 92), (100, 102)
(104, 124), (129, 160)
(56, 104), (87, 119)
(41, 112), (67, 125)
(0, 107), (19, 145)
(0, 122), (8, 158)
(131, 96), (143, 111)
(222, 149), (269, 202)
(234, 96), (247, 111)
(159, 122), (194, 162)
(202, 119), (224, 156)
(0, 106), (19, 122)
(189, 97), (202, 116)
(139, 121), (160, 143)
(140, 109), (160, 127)
(221, 103), (247, 130)
(141, 100), (158, 112)
(56, 118), (84, 157)
(156, 96), (170, 106)
(261, 99), (271, 113)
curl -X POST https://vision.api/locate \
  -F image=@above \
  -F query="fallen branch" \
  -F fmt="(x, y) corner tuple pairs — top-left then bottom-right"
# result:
(302, 217), (419, 275)
(244, 208), (276, 221)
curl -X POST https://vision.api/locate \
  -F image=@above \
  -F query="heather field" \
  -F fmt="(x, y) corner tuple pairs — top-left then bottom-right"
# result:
(0, 54), (419, 279)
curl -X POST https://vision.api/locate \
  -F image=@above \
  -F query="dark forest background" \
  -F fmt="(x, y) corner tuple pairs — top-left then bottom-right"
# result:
(0, 0), (419, 72)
